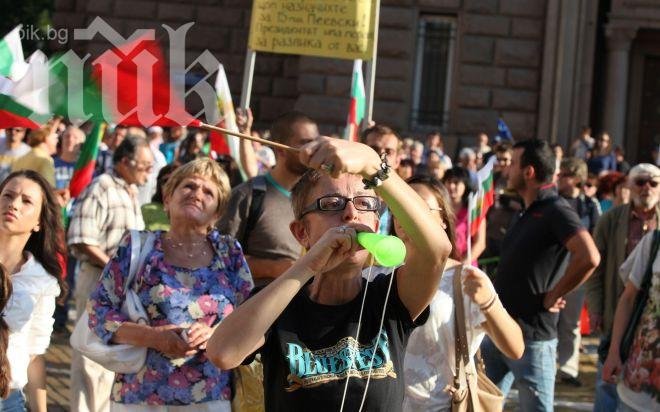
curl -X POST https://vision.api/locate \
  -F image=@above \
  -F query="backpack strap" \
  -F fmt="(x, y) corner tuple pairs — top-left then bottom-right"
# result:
(243, 175), (267, 255)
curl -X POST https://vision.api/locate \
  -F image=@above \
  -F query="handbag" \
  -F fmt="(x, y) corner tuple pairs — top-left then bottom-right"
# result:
(70, 230), (155, 374)
(449, 265), (504, 412)
(619, 229), (660, 363)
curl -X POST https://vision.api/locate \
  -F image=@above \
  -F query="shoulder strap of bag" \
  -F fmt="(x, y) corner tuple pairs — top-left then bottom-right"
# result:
(452, 265), (468, 388)
(243, 175), (267, 254)
(453, 264), (481, 409)
(127, 230), (156, 290)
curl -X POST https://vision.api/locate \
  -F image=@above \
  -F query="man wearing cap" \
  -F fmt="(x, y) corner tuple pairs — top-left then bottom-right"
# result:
(586, 163), (660, 411)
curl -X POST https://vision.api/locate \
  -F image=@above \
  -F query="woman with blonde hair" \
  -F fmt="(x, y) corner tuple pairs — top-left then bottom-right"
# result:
(88, 158), (253, 411)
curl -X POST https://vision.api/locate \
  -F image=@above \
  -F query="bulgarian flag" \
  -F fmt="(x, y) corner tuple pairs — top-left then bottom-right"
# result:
(48, 54), (110, 197)
(343, 59), (365, 141)
(0, 76), (49, 129)
(92, 34), (198, 127)
(211, 64), (246, 180)
(0, 51), (51, 129)
(468, 155), (496, 237)
(0, 26), (28, 80)
(69, 122), (105, 198)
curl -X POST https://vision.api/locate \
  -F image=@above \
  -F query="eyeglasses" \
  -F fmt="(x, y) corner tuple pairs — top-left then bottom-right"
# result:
(583, 182), (595, 188)
(369, 145), (396, 157)
(634, 178), (659, 188)
(300, 195), (380, 218)
(129, 160), (154, 172)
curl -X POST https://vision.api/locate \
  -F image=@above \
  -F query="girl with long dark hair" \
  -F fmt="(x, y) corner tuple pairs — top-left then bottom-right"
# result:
(0, 170), (65, 411)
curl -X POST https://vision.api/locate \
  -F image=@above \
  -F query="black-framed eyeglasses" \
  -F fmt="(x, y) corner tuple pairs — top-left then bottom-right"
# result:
(300, 195), (380, 218)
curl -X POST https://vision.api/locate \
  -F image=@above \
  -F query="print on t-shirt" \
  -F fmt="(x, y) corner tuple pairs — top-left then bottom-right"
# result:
(285, 329), (395, 392)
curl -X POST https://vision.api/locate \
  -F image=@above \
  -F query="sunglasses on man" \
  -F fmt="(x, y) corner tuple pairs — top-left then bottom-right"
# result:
(634, 178), (659, 188)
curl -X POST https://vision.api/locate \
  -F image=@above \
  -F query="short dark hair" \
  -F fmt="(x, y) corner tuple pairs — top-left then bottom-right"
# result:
(513, 139), (556, 184)
(493, 141), (512, 154)
(112, 135), (149, 164)
(270, 111), (316, 145)
(360, 124), (401, 143)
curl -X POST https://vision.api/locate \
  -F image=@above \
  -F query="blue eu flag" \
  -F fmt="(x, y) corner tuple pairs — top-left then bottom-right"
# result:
(497, 118), (513, 142)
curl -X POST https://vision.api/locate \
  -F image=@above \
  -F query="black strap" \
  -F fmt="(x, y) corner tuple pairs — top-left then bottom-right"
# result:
(243, 175), (267, 255)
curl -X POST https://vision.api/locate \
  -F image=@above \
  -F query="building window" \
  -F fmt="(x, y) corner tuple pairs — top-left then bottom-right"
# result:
(411, 15), (456, 130)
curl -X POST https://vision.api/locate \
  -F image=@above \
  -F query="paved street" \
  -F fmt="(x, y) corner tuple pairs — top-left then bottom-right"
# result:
(46, 325), (599, 411)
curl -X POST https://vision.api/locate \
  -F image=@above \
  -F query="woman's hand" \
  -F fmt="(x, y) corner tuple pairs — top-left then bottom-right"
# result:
(299, 137), (381, 179)
(462, 266), (494, 306)
(151, 325), (197, 358)
(297, 226), (359, 275)
(236, 107), (253, 134)
(186, 322), (215, 350)
(602, 352), (622, 384)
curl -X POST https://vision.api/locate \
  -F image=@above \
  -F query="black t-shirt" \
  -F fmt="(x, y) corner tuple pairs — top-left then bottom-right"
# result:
(495, 185), (583, 341)
(257, 273), (428, 412)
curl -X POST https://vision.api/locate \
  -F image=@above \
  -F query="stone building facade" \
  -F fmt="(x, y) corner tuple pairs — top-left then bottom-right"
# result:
(52, 0), (660, 161)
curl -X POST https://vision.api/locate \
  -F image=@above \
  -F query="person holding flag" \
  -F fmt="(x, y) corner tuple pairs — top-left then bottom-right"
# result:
(442, 166), (485, 264)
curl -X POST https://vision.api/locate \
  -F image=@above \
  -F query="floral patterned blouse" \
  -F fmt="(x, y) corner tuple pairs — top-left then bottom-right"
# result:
(89, 229), (253, 405)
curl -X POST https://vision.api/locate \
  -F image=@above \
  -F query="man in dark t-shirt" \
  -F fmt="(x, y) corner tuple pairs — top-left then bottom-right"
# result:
(481, 139), (600, 411)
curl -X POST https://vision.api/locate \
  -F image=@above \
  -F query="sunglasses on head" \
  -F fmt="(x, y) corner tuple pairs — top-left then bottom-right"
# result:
(634, 178), (659, 188)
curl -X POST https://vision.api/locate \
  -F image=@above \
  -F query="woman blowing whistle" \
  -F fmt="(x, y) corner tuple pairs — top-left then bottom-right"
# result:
(208, 137), (452, 411)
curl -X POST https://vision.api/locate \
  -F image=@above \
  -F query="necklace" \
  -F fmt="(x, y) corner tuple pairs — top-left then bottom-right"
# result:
(164, 236), (209, 259)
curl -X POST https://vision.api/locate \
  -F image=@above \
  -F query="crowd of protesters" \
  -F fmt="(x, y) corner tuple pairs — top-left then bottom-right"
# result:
(0, 114), (657, 412)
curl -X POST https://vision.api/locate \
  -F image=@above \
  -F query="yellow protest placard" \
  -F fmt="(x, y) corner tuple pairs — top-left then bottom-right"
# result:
(248, 0), (377, 60)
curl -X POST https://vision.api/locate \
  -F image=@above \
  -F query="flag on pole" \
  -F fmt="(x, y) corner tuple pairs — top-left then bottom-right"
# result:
(468, 155), (496, 237)
(0, 52), (51, 129)
(48, 52), (109, 125)
(0, 76), (50, 129)
(69, 122), (106, 198)
(92, 35), (198, 127)
(343, 59), (365, 141)
(0, 26), (29, 80)
(212, 64), (246, 180)
(497, 118), (513, 142)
